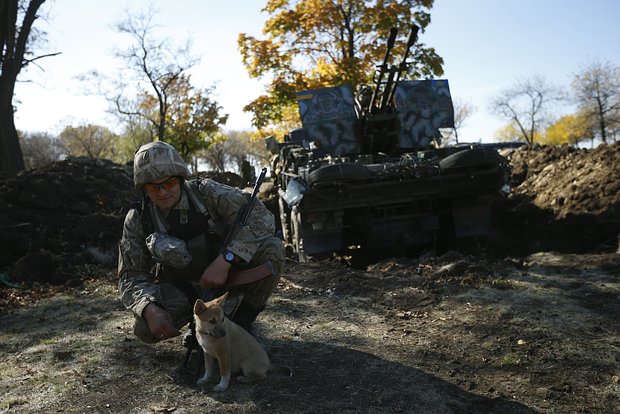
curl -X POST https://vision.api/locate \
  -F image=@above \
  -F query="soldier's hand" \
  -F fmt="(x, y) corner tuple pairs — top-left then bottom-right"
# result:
(200, 254), (231, 289)
(142, 303), (180, 341)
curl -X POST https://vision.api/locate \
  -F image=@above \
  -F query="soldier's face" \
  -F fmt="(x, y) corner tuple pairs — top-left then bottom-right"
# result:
(143, 176), (181, 211)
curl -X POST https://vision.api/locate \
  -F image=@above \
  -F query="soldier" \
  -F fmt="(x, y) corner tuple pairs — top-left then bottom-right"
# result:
(117, 141), (285, 344)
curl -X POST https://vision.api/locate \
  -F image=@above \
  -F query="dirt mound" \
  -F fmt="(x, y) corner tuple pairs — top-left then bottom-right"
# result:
(492, 142), (620, 256)
(0, 157), (134, 285)
(195, 170), (246, 188)
(507, 143), (620, 217)
(0, 158), (244, 286)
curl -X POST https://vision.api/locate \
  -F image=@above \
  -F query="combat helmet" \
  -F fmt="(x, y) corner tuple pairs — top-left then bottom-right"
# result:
(133, 141), (190, 189)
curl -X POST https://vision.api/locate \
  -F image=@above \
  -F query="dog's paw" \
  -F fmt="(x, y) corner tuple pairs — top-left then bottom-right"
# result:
(196, 375), (210, 386)
(213, 381), (229, 392)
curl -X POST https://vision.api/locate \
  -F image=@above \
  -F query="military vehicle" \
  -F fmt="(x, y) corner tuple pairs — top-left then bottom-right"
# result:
(268, 25), (509, 262)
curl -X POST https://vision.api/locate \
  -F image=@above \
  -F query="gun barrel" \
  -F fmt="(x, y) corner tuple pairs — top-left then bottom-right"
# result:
(224, 167), (268, 247)
(242, 167), (267, 226)
(250, 167), (267, 199)
(405, 24), (419, 48)
(369, 27), (398, 113)
(380, 66), (397, 110)
(386, 26), (398, 50)
(386, 24), (419, 108)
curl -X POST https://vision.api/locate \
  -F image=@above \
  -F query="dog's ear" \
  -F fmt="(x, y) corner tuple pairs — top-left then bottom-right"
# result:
(194, 299), (206, 315)
(214, 292), (229, 306)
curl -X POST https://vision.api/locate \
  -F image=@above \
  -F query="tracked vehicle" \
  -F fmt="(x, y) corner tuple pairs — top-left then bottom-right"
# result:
(268, 26), (509, 261)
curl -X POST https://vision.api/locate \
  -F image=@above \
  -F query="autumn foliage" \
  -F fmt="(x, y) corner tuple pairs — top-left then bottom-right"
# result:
(238, 0), (444, 129)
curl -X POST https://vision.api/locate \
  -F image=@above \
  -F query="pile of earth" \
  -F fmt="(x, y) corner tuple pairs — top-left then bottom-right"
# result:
(491, 142), (620, 256)
(0, 142), (618, 288)
(0, 158), (134, 286)
(0, 157), (248, 287)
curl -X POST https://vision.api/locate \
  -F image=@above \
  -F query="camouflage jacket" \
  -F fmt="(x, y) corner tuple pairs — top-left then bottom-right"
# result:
(117, 179), (276, 318)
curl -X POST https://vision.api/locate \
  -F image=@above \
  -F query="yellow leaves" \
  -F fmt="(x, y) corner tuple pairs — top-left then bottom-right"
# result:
(310, 58), (339, 83)
(264, 10), (303, 37)
(129, 73), (228, 157)
(494, 122), (522, 142)
(495, 112), (591, 146)
(238, 0), (441, 130)
(493, 121), (543, 143)
(238, 34), (289, 78)
(543, 114), (590, 146)
(249, 103), (302, 142)
(264, 0), (292, 14)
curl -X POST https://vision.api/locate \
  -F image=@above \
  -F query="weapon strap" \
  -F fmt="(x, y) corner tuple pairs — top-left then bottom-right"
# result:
(185, 180), (210, 219)
(225, 261), (276, 287)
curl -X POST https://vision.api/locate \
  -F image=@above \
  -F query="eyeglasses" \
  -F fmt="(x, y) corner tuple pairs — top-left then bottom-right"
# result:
(143, 177), (178, 193)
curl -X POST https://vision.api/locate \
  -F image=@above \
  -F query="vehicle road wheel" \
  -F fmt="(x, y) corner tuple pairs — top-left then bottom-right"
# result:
(278, 197), (291, 243)
(306, 163), (371, 186)
(290, 207), (307, 262)
(439, 147), (504, 171)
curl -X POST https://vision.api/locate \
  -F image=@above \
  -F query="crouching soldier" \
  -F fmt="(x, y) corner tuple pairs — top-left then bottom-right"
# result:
(117, 141), (285, 346)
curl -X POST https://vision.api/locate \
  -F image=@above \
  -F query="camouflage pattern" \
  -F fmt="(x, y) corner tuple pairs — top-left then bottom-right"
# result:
(297, 85), (361, 156)
(117, 179), (285, 341)
(145, 232), (192, 268)
(394, 80), (455, 149)
(133, 141), (191, 188)
(131, 282), (195, 343)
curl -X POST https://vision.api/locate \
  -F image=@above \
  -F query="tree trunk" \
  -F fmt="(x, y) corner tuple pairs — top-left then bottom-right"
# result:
(0, 106), (24, 174)
(0, 54), (25, 174)
(0, 0), (47, 175)
(598, 112), (607, 144)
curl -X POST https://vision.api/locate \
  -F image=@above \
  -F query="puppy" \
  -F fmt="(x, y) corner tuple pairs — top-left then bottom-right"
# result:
(193, 292), (270, 392)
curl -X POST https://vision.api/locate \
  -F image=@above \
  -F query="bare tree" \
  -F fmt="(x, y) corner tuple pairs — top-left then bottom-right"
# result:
(19, 131), (65, 169)
(59, 124), (119, 159)
(224, 130), (269, 173)
(200, 133), (227, 172)
(198, 130), (269, 175)
(0, 0), (57, 175)
(442, 97), (476, 144)
(490, 75), (556, 145)
(114, 116), (154, 164)
(111, 6), (198, 142)
(571, 60), (620, 144)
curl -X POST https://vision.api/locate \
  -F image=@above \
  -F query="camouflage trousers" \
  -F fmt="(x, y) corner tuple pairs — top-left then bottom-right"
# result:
(133, 236), (285, 343)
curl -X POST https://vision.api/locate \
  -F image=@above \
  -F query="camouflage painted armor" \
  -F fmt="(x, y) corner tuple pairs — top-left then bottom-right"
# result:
(394, 80), (454, 148)
(297, 85), (360, 156)
(117, 178), (285, 341)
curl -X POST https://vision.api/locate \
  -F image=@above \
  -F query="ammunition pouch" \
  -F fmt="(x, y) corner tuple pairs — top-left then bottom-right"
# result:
(146, 232), (192, 269)
(147, 229), (222, 281)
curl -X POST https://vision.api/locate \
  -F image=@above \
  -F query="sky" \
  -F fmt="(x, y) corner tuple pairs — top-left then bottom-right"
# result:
(13, 0), (620, 144)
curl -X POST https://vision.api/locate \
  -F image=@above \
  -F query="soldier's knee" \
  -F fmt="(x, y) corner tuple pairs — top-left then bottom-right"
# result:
(260, 237), (286, 276)
(242, 272), (280, 310)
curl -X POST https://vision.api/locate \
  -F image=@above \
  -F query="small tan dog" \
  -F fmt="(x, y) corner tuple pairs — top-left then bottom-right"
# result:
(193, 293), (270, 392)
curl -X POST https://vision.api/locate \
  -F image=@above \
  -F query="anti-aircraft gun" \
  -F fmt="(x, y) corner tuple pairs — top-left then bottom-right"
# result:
(269, 25), (509, 262)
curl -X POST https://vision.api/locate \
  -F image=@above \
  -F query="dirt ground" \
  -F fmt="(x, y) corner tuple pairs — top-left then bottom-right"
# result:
(0, 143), (619, 413)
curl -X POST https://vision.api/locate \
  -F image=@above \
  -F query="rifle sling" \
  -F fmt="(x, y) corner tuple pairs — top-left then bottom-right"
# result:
(225, 261), (275, 287)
